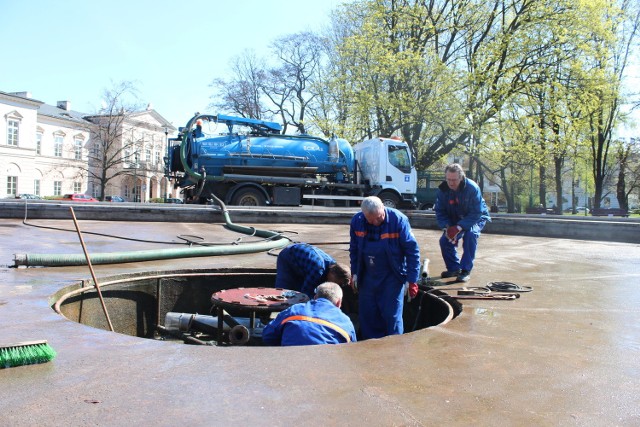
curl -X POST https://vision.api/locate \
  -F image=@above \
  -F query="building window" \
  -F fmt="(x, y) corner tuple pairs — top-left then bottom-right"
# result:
(7, 119), (19, 146)
(54, 135), (63, 157)
(7, 176), (17, 196)
(155, 151), (160, 165)
(54, 181), (62, 196)
(124, 185), (130, 199)
(145, 148), (151, 163)
(36, 133), (42, 155)
(74, 139), (83, 160)
(74, 182), (82, 193)
(34, 179), (40, 196)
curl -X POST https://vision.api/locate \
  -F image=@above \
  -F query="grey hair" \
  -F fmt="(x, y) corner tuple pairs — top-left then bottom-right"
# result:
(315, 282), (343, 304)
(445, 163), (466, 180)
(361, 196), (384, 214)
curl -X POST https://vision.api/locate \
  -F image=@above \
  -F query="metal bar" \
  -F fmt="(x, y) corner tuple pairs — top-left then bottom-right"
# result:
(69, 207), (114, 332)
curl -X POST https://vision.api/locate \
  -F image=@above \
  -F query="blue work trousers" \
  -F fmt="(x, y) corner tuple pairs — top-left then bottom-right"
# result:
(440, 221), (485, 273)
(359, 238), (405, 339)
(359, 282), (404, 339)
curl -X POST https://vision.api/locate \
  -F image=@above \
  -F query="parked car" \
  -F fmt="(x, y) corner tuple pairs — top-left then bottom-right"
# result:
(62, 193), (98, 202)
(105, 195), (125, 202)
(16, 193), (42, 200)
(165, 198), (184, 204)
(564, 206), (589, 214)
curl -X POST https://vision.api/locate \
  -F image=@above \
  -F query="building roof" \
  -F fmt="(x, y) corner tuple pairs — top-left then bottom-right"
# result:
(1, 88), (175, 131)
(37, 103), (89, 125)
(0, 90), (44, 107)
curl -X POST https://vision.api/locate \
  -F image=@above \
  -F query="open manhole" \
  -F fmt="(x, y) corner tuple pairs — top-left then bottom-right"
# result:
(53, 267), (461, 346)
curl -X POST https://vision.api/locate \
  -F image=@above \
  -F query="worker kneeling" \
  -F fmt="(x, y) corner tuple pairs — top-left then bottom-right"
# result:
(262, 282), (357, 346)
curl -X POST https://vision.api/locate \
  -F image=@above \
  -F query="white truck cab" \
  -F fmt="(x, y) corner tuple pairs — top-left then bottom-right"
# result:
(354, 137), (417, 208)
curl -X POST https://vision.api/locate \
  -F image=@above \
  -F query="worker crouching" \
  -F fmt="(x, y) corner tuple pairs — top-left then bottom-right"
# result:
(262, 282), (357, 346)
(275, 243), (350, 299)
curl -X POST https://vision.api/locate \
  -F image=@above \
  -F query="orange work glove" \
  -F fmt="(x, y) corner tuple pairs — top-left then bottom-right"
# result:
(446, 225), (462, 243)
(408, 282), (419, 299)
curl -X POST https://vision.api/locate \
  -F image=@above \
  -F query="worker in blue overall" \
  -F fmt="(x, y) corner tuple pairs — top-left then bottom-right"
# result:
(275, 243), (350, 299)
(262, 282), (357, 346)
(349, 196), (421, 339)
(434, 163), (491, 283)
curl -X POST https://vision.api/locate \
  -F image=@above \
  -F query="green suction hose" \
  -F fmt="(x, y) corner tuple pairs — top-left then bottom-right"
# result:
(13, 196), (290, 267)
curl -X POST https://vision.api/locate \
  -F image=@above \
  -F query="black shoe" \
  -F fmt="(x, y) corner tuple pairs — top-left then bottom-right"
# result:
(441, 270), (461, 279)
(457, 270), (471, 282)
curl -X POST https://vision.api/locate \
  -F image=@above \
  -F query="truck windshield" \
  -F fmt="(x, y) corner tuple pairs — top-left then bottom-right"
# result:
(388, 145), (412, 173)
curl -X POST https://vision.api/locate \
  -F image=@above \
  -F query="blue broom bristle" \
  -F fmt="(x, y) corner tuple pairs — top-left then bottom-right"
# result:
(0, 342), (56, 369)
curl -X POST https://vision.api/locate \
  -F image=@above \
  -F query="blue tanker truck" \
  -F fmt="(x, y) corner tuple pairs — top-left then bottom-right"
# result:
(165, 114), (417, 208)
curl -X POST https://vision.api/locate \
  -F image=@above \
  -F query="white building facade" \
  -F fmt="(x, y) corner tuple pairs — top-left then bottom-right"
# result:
(1, 90), (176, 201)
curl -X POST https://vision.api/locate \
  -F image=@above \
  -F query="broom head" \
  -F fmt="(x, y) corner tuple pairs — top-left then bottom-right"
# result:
(1, 340), (56, 369)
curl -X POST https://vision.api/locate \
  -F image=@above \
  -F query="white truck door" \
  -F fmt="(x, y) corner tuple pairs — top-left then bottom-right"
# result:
(385, 141), (417, 194)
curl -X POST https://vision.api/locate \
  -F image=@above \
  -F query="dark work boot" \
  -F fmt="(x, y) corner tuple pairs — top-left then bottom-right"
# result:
(441, 270), (461, 279)
(457, 270), (471, 282)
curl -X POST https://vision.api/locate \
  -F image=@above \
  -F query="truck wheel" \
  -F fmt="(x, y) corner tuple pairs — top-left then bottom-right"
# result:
(231, 187), (267, 206)
(378, 191), (400, 209)
(420, 202), (434, 210)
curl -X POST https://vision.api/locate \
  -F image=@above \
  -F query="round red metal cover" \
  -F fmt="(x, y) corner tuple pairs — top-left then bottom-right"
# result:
(211, 287), (309, 312)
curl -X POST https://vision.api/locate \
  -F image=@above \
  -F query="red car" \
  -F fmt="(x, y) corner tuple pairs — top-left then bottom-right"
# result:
(62, 193), (99, 202)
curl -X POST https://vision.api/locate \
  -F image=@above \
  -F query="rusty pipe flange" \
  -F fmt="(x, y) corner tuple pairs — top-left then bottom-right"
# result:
(211, 287), (308, 313)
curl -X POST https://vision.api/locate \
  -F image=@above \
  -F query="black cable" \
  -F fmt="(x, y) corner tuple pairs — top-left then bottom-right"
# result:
(486, 281), (533, 292)
(19, 199), (296, 247)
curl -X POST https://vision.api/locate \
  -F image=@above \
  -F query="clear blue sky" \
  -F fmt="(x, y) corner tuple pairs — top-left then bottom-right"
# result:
(1, 0), (343, 128)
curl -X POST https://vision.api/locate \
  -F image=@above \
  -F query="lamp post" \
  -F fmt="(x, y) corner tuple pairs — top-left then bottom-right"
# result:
(584, 157), (589, 216)
(528, 165), (533, 209)
(163, 126), (168, 202)
(133, 152), (140, 202)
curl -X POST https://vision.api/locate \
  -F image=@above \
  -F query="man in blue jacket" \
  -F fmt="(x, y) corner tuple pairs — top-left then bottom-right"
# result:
(434, 163), (491, 283)
(262, 282), (357, 346)
(349, 196), (421, 339)
(275, 243), (350, 299)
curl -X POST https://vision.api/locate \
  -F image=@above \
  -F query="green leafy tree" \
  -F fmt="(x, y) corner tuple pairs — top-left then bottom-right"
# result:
(578, 0), (640, 208)
(614, 137), (640, 210)
(206, 0), (639, 211)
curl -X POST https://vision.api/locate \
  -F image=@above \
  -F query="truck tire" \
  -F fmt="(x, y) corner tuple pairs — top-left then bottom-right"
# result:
(231, 187), (267, 206)
(420, 202), (434, 210)
(378, 191), (400, 209)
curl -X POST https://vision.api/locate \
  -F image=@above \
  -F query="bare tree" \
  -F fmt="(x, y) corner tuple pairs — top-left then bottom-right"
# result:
(209, 50), (267, 119)
(82, 81), (144, 201)
(210, 33), (328, 135)
(268, 32), (326, 134)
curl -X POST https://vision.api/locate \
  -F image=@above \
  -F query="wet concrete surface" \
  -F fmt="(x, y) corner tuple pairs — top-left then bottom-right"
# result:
(0, 215), (639, 426)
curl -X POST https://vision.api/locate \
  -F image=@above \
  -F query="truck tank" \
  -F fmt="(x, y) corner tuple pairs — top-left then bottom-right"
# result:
(172, 114), (354, 182)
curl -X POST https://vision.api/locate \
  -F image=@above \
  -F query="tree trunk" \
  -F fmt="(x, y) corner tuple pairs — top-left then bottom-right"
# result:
(538, 164), (546, 208)
(616, 150), (628, 210)
(554, 157), (564, 214)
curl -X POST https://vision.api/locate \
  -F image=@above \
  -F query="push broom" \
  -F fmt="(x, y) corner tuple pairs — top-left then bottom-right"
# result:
(1, 206), (110, 369)
(0, 340), (56, 369)
(0, 206), (57, 368)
